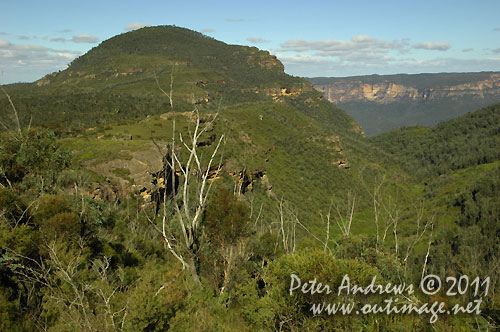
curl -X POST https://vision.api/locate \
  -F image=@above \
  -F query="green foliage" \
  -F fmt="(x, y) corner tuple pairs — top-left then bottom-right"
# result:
(429, 164), (500, 294)
(233, 271), (274, 331)
(204, 187), (251, 247)
(34, 195), (81, 241)
(167, 285), (243, 332)
(370, 103), (500, 180)
(264, 248), (422, 331)
(0, 128), (71, 188)
(125, 262), (187, 332)
(0, 285), (36, 332)
(0, 25), (498, 331)
(0, 188), (30, 227)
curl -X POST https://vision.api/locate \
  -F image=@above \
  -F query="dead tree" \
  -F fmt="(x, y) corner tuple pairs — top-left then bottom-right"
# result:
(333, 190), (356, 238)
(150, 108), (224, 283)
(155, 64), (175, 109)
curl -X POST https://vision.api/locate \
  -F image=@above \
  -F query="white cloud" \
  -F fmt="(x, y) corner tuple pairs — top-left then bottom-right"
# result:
(412, 41), (451, 51)
(280, 35), (409, 56)
(0, 39), (80, 83)
(56, 51), (79, 59)
(277, 52), (500, 78)
(124, 22), (150, 31)
(493, 47), (500, 54)
(247, 37), (269, 43)
(50, 34), (99, 43)
(462, 48), (473, 52)
(201, 28), (215, 33)
(278, 35), (410, 68)
(0, 38), (10, 47)
(71, 34), (99, 43)
(50, 37), (68, 42)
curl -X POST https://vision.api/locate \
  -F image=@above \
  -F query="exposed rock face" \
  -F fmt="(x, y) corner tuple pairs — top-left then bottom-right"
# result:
(245, 49), (285, 72)
(308, 72), (500, 136)
(311, 73), (500, 104)
(325, 136), (349, 169)
(230, 169), (273, 196)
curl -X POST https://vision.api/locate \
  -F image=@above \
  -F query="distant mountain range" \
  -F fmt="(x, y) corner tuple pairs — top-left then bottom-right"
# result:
(309, 72), (500, 135)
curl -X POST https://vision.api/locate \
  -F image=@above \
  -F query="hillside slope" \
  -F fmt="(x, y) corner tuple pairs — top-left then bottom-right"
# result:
(369, 104), (500, 318)
(1, 26), (499, 331)
(2, 26), (311, 132)
(0, 25), (390, 232)
(369, 103), (500, 180)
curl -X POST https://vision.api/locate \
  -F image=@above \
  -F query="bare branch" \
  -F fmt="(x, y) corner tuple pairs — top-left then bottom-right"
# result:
(154, 65), (175, 109)
(421, 222), (434, 280)
(1, 86), (22, 137)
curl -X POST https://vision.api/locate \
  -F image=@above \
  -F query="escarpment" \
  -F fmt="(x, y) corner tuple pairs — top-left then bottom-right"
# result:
(311, 73), (500, 104)
(309, 72), (500, 135)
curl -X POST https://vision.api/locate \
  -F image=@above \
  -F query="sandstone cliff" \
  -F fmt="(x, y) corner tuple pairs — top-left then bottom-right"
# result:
(310, 72), (500, 104)
(308, 72), (500, 136)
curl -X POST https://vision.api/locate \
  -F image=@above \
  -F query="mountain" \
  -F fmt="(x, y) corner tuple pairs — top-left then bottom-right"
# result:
(1, 26), (499, 331)
(0, 25), (376, 230)
(2, 26), (312, 132)
(309, 72), (500, 135)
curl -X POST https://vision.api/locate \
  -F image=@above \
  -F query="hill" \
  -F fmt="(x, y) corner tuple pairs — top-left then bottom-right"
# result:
(369, 103), (500, 179)
(2, 26), (311, 133)
(370, 104), (500, 320)
(1, 26), (499, 331)
(0, 25), (380, 233)
(309, 72), (500, 135)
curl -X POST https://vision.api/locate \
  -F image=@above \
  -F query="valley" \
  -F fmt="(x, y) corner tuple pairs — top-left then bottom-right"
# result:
(309, 72), (500, 135)
(1, 25), (499, 331)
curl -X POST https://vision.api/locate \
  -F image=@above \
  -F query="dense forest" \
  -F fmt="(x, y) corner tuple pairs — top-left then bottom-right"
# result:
(370, 103), (500, 179)
(1, 26), (499, 331)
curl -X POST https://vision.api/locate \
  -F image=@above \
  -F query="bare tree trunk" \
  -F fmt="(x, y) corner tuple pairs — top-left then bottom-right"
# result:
(421, 223), (434, 280)
(0, 86), (22, 139)
(188, 256), (200, 284)
(149, 108), (224, 284)
(155, 64), (175, 110)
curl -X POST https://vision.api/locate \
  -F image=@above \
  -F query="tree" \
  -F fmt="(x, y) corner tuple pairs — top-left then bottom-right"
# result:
(203, 187), (251, 295)
(150, 108), (224, 283)
(155, 64), (175, 109)
(0, 128), (71, 189)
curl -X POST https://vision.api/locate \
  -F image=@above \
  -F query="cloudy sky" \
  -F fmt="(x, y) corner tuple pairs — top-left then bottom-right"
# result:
(1, 0), (499, 83)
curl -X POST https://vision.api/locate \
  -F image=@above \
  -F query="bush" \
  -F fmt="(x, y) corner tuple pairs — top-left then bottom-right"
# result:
(0, 128), (71, 188)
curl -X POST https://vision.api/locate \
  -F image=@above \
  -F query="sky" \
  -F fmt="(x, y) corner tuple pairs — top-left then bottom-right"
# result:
(1, 0), (499, 84)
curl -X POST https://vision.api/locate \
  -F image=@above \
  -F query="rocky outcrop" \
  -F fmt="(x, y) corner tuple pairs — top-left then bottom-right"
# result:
(245, 49), (284, 72)
(255, 82), (314, 103)
(311, 73), (500, 104)
(230, 169), (273, 196)
(326, 136), (350, 169)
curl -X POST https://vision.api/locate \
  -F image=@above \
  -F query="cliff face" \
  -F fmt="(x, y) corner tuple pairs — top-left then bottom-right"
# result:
(312, 73), (500, 104)
(308, 72), (500, 136)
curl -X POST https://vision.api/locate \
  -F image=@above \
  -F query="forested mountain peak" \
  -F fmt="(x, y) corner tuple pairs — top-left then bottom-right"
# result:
(35, 25), (298, 92)
(70, 25), (284, 72)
